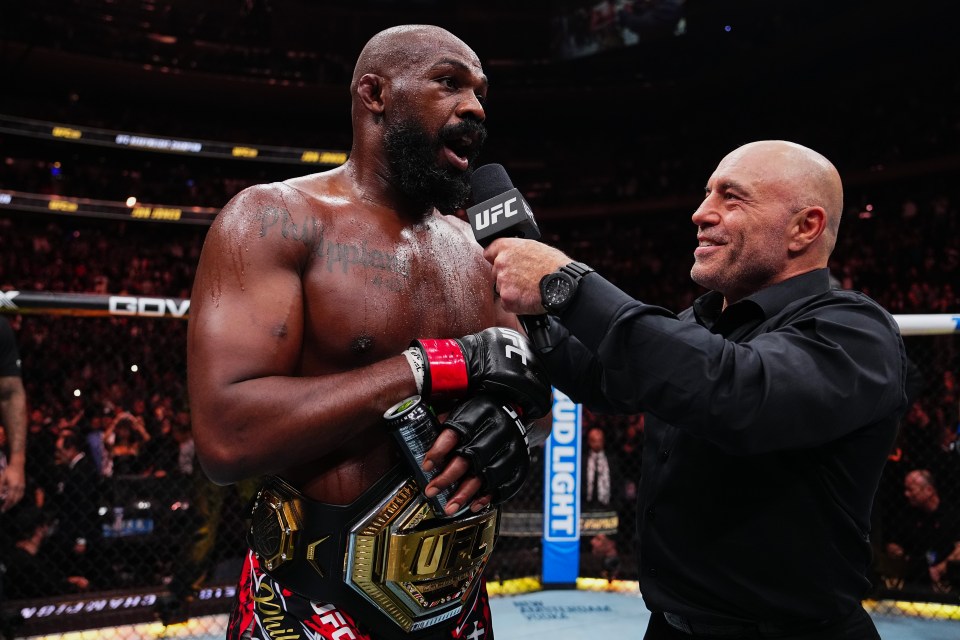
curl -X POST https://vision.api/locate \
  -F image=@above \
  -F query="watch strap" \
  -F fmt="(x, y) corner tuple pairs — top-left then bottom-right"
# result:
(558, 261), (594, 280)
(540, 261), (594, 313)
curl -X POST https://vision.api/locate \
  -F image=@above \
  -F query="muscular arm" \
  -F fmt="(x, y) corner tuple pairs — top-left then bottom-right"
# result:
(0, 374), (27, 511)
(554, 273), (907, 454)
(187, 185), (418, 484)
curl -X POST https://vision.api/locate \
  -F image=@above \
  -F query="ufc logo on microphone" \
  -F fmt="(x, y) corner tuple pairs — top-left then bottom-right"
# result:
(472, 197), (518, 231)
(498, 328), (528, 365)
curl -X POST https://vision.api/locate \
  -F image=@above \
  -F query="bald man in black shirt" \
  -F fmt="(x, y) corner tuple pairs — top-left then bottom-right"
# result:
(486, 141), (907, 639)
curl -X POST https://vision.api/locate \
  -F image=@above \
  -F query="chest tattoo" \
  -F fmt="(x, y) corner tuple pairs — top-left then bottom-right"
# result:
(259, 206), (410, 278)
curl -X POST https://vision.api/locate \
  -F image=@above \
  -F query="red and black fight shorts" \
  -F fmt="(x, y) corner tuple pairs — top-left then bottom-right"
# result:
(227, 550), (494, 640)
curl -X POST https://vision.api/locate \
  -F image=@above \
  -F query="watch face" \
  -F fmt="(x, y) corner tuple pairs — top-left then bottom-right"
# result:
(544, 275), (573, 309)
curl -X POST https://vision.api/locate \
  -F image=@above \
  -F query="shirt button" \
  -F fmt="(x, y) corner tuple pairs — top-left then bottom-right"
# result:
(660, 450), (670, 461)
(647, 568), (658, 577)
(646, 507), (656, 520)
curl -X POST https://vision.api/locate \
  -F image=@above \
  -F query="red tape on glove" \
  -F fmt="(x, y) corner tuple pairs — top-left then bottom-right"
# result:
(418, 339), (468, 395)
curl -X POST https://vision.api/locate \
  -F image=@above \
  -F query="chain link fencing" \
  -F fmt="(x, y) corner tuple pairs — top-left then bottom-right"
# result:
(1, 204), (958, 637)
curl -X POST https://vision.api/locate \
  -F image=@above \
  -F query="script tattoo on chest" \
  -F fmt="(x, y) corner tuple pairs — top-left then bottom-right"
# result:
(259, 206), (410, 279)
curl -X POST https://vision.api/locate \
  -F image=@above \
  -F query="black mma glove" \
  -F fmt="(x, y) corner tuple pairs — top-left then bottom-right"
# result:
(406, 327), (551, 418)
(443, 393), (532, 505)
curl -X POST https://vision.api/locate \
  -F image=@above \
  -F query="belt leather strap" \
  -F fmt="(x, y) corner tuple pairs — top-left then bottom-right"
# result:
(247, 467), (500, 640)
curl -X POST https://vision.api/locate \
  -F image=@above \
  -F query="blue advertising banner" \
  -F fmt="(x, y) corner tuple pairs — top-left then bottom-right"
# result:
(542, 388), (582, 585)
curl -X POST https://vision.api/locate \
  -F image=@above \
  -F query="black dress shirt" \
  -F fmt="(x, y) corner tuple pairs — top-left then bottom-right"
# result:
(54, 453), (102, 545)
(541, 268), (907, 625)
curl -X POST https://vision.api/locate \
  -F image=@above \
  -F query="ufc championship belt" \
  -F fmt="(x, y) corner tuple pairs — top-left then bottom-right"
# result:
(248, 467), (500, 640)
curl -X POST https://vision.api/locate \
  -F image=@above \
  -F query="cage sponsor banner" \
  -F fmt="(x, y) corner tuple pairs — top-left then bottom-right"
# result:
(0, 290), (190, 318)
(0, 113), (348, 166)
(2, 585), (236, 636)
(542, 388), (581, 585)
(489, 590), (649, 632)
(0, 189), (218, 225)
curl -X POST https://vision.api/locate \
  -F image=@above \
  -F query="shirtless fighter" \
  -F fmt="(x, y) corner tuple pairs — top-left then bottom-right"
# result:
(187, 25), (552, 640)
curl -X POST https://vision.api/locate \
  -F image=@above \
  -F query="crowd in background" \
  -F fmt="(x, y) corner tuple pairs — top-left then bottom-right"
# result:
(0, 171), (957, 601)
(0, 0), (957, 617)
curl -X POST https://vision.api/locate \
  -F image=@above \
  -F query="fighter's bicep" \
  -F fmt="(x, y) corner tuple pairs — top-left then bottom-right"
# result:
(189, 209), (307, 385)
(191, 269), (305, 383)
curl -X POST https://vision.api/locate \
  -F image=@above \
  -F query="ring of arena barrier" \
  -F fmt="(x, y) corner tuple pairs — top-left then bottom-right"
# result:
(2, 290), (958, 333)
(0, 290), (191, 318)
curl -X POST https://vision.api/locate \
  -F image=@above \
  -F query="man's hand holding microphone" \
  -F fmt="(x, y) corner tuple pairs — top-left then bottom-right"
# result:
(484, 238), (572, 316)
(462, 162), (582, 318)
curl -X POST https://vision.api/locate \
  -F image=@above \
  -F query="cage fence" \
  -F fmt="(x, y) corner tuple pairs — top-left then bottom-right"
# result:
(0, 306), (957, 640)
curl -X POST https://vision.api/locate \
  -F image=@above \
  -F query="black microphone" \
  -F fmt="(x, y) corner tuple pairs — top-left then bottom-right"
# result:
(466, 164), (552, 352)
(467, 164), (541, 245)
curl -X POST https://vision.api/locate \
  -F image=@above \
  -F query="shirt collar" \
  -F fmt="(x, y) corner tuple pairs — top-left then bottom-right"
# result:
(693, 268), (832, 328)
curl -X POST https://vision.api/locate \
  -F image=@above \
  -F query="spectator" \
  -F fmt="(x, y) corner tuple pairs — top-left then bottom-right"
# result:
(23, 408), (56, 498)
(172, 413), (195, 477)
(3, 506), (90, 599)
(583, 426), (615, 510)
(84, 412), (110, 477)
(615, 414), (644, 556)
(0, 316), (27, 513)
(884, 469), (960, 592)
(50, 430), (102, 558)
(140, 415), (179, 479)
(103, 412), (150, 476)
(589, 533), (622, 581)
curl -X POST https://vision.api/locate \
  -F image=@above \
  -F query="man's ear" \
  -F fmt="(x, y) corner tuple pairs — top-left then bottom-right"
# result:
(356, 73), (386, 116)
(787, 206), (827, 253)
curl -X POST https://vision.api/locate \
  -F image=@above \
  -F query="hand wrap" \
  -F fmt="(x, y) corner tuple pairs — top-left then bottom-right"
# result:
(408, 327), (551, 419)
(443, 394), (532, 505)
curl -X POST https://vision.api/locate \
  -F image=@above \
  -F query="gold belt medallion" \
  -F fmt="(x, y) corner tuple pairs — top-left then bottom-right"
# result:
(347, 478), (498, 632)
(249, 473), (499, 636)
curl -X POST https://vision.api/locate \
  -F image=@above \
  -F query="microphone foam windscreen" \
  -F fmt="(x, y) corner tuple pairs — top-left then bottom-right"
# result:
(470, 164), (515, 203)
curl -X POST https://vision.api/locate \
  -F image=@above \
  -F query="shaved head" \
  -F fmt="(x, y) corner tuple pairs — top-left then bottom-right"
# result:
(692, 140), (845, 304)
(348, 24), (487, 215)
(351, 25), (479, 95)
(720, 141), (844, 254)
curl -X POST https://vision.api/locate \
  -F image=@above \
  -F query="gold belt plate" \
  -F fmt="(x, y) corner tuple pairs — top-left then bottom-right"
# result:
(346, 478), (499, 632)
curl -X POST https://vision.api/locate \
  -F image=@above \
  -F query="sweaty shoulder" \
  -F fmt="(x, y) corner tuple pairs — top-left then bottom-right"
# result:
(443, 212), (482, 240)
(210, 175), (345, 266)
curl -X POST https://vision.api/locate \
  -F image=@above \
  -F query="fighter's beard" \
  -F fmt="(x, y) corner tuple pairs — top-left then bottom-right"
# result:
(384, 119), (486, 215)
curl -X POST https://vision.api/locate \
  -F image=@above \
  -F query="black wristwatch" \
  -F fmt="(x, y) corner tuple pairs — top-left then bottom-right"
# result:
(539, 262), (594, 313)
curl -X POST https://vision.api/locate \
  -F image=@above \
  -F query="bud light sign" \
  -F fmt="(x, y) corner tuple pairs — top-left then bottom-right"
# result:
(542, 388), (581, 584)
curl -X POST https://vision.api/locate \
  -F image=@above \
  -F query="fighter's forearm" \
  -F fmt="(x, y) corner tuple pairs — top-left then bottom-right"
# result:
(191, 355), (417, 484)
